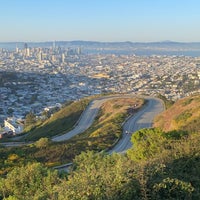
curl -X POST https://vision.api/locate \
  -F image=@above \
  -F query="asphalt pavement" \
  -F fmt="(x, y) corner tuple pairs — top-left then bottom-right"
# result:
(108, 97), (164, 153)
(1, 95), (164, 151)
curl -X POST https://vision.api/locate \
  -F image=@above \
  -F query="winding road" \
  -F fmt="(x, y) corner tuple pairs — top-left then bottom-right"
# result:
(52, 98), (110, 142)
(52, 95), (131, 142)
(52, 95), (164, 153)
(1, 95), (164, 153)
(54, 95), (164, 171)
(109, 97), (164, 153)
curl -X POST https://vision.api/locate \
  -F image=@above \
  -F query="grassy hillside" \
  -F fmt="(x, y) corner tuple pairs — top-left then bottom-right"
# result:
(1, 95), (200, 199)
(23, 98), (91, 141)
(73, 97), (145, 150)
(0, 97), (144, 174)
(154, 94), (200, 133)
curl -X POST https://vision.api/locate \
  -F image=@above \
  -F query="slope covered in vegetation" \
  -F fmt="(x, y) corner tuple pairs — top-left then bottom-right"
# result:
(0, 97), (144, 174)
(1, 95), (200, 199)
(24, 98), (90, 141)
(154, 94), (200, 133)
(1, 127), (200, 199)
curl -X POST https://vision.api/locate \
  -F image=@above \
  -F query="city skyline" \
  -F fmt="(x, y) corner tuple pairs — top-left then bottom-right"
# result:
(0, 0), (200, 42)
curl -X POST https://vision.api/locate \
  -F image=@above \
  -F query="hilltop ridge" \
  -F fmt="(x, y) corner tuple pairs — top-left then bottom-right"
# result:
(154, 94), (200, 133)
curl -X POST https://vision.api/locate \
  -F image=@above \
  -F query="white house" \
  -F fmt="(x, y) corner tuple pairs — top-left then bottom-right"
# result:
(4, 117), (23, 134)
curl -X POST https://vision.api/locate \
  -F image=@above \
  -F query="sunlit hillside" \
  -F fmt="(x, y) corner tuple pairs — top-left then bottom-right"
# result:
(1, 95), (200, 199)
(154, 94), (200, 133)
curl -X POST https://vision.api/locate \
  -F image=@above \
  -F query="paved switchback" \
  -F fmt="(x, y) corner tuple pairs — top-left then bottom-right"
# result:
(1, 96), (164, 151)
(109, 97), (164, 153)
(52, 95), (138, 142)
(52, 98), (112, 142)
(53, 96), (164, 172)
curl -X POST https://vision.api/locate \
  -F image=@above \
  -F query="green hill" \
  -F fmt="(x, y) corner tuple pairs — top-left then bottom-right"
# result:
(154, 94), (200, 133)
(1, 94), (200, 199)
(0, 97), (144, 173)
(23, 98), (90, 141)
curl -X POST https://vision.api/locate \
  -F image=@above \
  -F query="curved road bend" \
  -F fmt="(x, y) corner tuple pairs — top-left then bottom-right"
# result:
(109, 97), (164, 154)
(54, 96), (164, 172)
(1, 95), (134, 146)
(52, 99), (108, 142)
(52, 95), (135, 142)
(1, 95), (164, 151)
(52, 95), (164, 151)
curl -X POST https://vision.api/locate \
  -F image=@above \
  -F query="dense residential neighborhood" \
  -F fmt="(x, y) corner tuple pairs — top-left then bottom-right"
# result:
(0, 44), (200, 135)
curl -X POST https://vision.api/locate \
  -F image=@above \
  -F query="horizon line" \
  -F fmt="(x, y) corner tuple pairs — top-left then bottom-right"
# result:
(0, 40), (200, 44)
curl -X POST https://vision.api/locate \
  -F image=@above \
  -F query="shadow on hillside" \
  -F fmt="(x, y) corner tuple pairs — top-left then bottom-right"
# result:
(146, 155), (200, 199)
(25, 110), (83, 141)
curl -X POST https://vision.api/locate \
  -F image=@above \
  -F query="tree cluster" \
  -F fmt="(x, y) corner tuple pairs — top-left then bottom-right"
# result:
(0, 127), (200, 199)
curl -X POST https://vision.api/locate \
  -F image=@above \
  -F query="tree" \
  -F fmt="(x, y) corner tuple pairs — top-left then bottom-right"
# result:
(0, 163), (61, 200)
(127, 128), (166, 162)
(56, 151), (140, 200)
(41, 110), (51, 119)
(24, 112), (36, 128)
(35, 137), (50, 149)
(152, 177), (194, 199)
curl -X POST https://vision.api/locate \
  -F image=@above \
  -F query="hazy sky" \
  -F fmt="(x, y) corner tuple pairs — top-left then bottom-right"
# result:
(0, 0), (200, 42)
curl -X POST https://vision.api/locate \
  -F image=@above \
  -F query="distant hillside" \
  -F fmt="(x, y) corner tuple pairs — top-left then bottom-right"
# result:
(154, 94), (200, 133)
(1, 40), (200, 53)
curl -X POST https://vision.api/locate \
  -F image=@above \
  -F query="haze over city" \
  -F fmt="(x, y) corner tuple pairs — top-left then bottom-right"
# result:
(0, 1), (200, 199)
(1, 0), (200, 42)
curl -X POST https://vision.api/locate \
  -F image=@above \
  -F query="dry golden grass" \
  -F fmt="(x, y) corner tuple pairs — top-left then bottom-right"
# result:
(88, 98), (144, 139)
(154, 94), (200, 132)
(98, 98), (144, 125)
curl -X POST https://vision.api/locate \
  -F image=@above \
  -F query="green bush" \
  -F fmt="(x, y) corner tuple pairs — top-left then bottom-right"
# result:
(175, 111), (192, 124)
(127, 128), (166, 161)
(164, 130), (188, 140)
(0, 163), (61, 200)
(153, 177), (194, 199)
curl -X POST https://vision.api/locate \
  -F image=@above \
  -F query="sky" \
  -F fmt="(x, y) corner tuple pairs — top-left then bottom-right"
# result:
(0, 0), (200, 42)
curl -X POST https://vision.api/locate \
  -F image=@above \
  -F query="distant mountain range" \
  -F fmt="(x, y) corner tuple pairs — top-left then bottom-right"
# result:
(1, 40), (200, 56)
(1, 40), (200, 47)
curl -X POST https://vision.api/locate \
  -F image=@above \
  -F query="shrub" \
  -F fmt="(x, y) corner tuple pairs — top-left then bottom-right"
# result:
(153, 177), (194, 199)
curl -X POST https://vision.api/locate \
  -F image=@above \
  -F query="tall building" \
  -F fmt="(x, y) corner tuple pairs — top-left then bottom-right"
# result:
(24, 43), (28, 49)
(53, 41), (56, 50)
(38, 51), (42, 61)
(51, 55), (56, 62)
(15, 44), (19, 53)
(198, 71), (200, 79)
(77, 47), (81, 55)
(26, 48), (30, 57)
(24, 43), (29, 57)
(61, 53), (65, 63)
